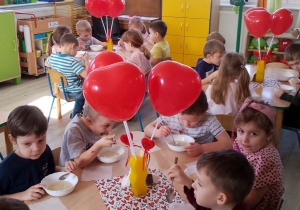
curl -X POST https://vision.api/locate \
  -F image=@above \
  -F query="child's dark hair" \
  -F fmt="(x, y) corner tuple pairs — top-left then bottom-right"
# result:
(203, 39), (225, 58)
(182, 91), (208, 115)
(46, 25), (71, 56)
(122, 29), (151, 60)
(60, 33), (79, 47)
(7, 105), (48, 139)
(197, 149), (255, 205)
(149, 20), (167, 38)
(0, 197), (30, 210)
(284, 42), (300, 62)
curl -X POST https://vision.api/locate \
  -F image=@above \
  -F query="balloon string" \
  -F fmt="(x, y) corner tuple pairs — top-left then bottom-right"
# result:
(110, 18), (114, 39)
(266, 36), (274, 55)
(100, 18), (107, 38)
(123, 121), (136, 159)
(106, 16), (109, 40)
(258, 38), (261, 60)
(150, 115), (161, 140)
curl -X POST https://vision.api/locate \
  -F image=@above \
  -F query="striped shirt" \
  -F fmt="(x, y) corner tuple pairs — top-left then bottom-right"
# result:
(46, 52), (84, 92)
(161, 111), (225, 144)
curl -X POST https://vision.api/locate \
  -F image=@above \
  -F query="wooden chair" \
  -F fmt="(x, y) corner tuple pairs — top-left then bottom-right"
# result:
(46, 68), (76, 122)
(52, 147), (61, 166)
(215, 114), (235, 132)
(266, 62), (289, 69)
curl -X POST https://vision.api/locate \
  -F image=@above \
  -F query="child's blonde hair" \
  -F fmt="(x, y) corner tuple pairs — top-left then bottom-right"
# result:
(206, 31), (226, 45)
(210, 52), (250, 105)
(46, 25), (71, 56)
(284, 42), (300, 62)
(76, 20), (92, 33)
(122, 29), (151, 60)
(83, 101), (101, 121)
(203, 40), (225, 58)
(129, 16), (147, 34)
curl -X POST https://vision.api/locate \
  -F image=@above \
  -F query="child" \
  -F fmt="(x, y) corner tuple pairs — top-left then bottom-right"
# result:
(121, 29), (151, 73)
(0, 105), (76, 201)
(206, 52), (251, 115)
(76, 20), (107, 51)
(148, 20), (170, 66)
(45, 33), (89, 118)
(276, 43), (300, 128)
(144, 91), (232, 157)
(59, 102), (116, 168)
(0, 197), (30, 210)
(168, 149), (254, 210)
(206, 31), (226, 45)
(46, 25), (71, 56)
(233, 100), (284, 209)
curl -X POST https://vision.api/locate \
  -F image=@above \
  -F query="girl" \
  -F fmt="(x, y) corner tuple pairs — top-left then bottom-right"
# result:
(206, 52), (251, 115)
(46, 25), (71, 56)
(233, 100), (284, 210)
(121, 29), (151, 74)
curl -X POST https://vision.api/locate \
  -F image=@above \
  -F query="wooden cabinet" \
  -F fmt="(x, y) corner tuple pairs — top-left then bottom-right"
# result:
(162, 0), (219, 67)
(0, 10), (21, 84)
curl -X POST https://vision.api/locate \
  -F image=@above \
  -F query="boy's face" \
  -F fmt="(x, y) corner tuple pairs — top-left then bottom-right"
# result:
(149, 28), (159, 43)
(207, 52), (223, 66)
(79, 31), (92, 42)
(87, 115), (115, 136)
(287, 60), (300, 71)
(10, 133), (47, 160)
(178, 113), (202, 128)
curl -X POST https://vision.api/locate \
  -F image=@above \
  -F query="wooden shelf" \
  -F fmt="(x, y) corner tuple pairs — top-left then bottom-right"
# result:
(249, 32), (297, 40)
(247, 49), (284, 55)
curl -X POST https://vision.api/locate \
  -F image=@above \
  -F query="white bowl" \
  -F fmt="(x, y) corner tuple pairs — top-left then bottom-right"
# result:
(41, 172), (78, 197)
(280, 84), (294, 93)
(276, 71), (298, 81)
(166, 134), (195, 152)
(97, 144), (124, 163)
(90, 45), (103, 51)
(75, 51), (86, 58)
(184, 165), (197, 181)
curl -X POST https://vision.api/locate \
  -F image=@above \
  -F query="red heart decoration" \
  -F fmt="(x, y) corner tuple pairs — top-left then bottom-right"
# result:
(141, 138), (155, 150)
(88, 51), (124, 74)
(179, 130), (183, 134)
(244, 8), (271, 38)
(271, 8), (293, 36)
(120, 133), (133, 146)
(83, 62), (146, 121)
(148, 61), (201, 116)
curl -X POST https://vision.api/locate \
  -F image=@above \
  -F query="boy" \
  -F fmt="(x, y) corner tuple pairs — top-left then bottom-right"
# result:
(148, 20), (170, 66)
(59, 102), (116, 168)
(276, 43), (300, 128)
(0, 197), (30, 210)
(206, 31), (226, 45)
(0, 105), (76, 201)
(144, 91), (232, 156)
(45, 33), (88, 118)
(76, 20), (107, 51)
(168, 149), (255, 210)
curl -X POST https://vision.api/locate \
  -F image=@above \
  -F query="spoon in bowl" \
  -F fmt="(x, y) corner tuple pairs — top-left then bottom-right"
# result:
(166, 157), (178, 203)
(59, 173), (70, 181)
(160, 121), (179, 146)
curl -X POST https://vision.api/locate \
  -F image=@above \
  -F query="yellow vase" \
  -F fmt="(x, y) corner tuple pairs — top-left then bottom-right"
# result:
(255, 60), (265, 83)
(107, 38), (113, 51)
(129, 150), (148, 197)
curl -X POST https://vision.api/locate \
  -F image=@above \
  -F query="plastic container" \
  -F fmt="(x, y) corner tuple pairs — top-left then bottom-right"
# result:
(255, 60), (265, 83)
(107, 38), (113, 51)
(34, 33), (46, 40)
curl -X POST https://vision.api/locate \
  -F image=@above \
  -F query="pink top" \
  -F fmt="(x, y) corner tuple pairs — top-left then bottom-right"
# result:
(51, 44), (61, 53)
(233, 140), (284, 210)
(127, 52), (151, 74)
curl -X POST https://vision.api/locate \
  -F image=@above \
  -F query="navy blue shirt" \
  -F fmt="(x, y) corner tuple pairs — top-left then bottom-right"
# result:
(0, 145), (55, 195)
(195, 59), (216, 79)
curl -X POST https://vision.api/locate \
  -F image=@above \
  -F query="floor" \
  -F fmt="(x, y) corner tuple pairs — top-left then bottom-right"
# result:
(0, 75), (299, 209)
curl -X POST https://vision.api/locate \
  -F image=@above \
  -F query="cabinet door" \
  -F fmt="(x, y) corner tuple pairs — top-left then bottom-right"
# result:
(170, 52), (184, 64)
(165, 35), (184, 54)
(184, 37), (206, 56)
(163, 17), (185, 36)
(0, 12), (20, 81)
(185, 18), (210, 38)
(162, 0), (185, 17)
(184, 54), (201, 67)
(186, 0), (211, 19)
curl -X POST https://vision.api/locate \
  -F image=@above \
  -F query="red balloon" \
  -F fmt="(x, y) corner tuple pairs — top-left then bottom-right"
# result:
(85, 0), (107, 18)
(271, 8), (293, 35)
(106, 0), (125, 18)
(83, 62), (146, 121)
(88, 51), (124, 74)
(244, 8), (271, 38)
(148, 61), (202, 116)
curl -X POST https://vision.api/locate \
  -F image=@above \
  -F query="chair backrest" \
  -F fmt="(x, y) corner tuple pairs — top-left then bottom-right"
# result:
(46, 68), (71, 101)
(92, 16), (121, 41)
(52, 147), (61, 166)
(215, 114), (235, 132)
(47, 68), (68, 86)
(266, 62), (289, 69)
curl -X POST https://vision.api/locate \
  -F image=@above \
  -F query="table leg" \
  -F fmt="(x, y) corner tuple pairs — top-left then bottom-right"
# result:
(5, 125), (13, 155)
(275, 109), (284, 149)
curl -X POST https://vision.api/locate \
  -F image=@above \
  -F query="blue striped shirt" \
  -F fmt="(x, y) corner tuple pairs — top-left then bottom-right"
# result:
(46, 52), (84, 92)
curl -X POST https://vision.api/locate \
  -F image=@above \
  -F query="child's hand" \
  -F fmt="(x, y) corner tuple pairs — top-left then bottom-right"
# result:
(100, 42), (107, 47)
(79, 41), (85, 51)
(64, 160), (77, 172)
(185, 142), (202, 156)
(82, 53), (89, 63)
(275, 88), (284, 97)
(97, 134), (116, 147)
(21, 184), (45, 201)
(157, 126), (172, 138)
(168, 164), (193, 188)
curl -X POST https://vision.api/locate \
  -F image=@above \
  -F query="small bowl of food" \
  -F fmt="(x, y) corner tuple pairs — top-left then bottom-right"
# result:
(184, 165), (197, 181)
(90, 45), (103, 51)
(97, 144), (124, 163)
(280, 84), (294, 93)
(166, 134), (195, 152)
(276, 71), (298, 81)
(75, 51), (86, 58)
(41, 172), (78, 197)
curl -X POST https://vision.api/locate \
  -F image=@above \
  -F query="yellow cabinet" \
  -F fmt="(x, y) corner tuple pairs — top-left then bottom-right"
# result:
(170, 52), (184, 64)
(163, 17), (185, 36)
(184, 54), (200, 67)
(165, 35), (184, 54)
(186, 0), (211, 19)
(162, 0), (185, 17)
(184, 37), (206, 56)
(184, 19), (210, 38)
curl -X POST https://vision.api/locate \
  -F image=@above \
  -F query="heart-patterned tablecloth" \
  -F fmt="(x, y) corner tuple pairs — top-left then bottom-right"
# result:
(250, 76), (282, 89)
(95, 169), (186, 210)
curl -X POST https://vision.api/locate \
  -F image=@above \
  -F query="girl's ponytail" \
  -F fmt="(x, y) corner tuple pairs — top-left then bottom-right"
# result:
(141, 45), (151, 60)
(236, 67), (251, 104)
(46, 33), (54, 57)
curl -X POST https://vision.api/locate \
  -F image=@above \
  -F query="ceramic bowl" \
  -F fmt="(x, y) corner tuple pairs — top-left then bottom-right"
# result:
(75, 51), (85, 58)
(90, 45), (103, 51)
(184, 165), (197, 181)
(97, 144), (125, 163)
(41, 172), (78, 197)
(166, 134), (195, 152)
(276, 71), (298, 81)
(280, 84), (294, 93)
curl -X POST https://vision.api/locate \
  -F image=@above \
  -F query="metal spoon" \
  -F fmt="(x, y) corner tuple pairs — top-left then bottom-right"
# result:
(166, 157), (178, 203)
(160, 121), (179, 146)
(59, 173), (70, 181)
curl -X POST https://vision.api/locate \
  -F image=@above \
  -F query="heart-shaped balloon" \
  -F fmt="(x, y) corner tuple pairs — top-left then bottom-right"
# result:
(83, 62), (146, 121)
(141, 138), (155, 150)
(244, 8), (271, 38)
(271, 8), (293, 35)
(148, 61), (202, 116)
(88, 51), (124, 74)
(106, 0), (125, 18)
(85, 0), (108, 18)
(120, 133), (133, 146)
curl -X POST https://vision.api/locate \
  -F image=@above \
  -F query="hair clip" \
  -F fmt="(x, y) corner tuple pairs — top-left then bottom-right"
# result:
(240, 65), (245, 68)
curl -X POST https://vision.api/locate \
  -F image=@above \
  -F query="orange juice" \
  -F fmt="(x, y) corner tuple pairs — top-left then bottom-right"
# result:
(255, 60), (265, 83)
(107, 38), (113, 51)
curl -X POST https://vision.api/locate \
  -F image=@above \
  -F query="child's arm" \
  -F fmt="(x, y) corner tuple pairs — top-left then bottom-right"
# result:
(150, 46), (163, 66)
(73, 134), (116, 168)
(144, 120), (172, 139)
(276, 88), (300, 106)
(92, 37), (107, 47)
(202, 71), (218, 86)
(45, 60), (51, 67)
(244, 187), (268, 208)
(167, 164), (193, 188)
(144, 38), (154, 50)
(3, 184), (46, 201)
(151, 57), (163, 67)
(55, 160), (77, 172)
(78, 54), (89, 78)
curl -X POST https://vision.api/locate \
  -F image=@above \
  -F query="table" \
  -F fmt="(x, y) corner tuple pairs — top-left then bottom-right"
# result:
(0, 111), (12, 157)
(118, 15), (159, 31)
(25, 131), (198, 209)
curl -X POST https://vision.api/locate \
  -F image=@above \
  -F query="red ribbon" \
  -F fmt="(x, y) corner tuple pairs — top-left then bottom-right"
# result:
(125, 144), (141, 166)
(142, 150), (150, 171)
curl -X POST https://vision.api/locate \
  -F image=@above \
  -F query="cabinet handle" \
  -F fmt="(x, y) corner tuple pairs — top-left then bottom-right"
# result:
(12, 39), (16, 52)
(187, 4), (189, 12)
(180, 41), (182, 48)
(181, 23), (183, 30)
(181, 4), (184, 12)
(186, 23), (189, 31)
(185, 41), (188, 49)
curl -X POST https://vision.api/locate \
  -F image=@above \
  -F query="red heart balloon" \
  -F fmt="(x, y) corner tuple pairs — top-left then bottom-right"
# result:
(244, 8), (271, 38)
(106, 0), (125, 18)
(271, 8), (293, 35)
(148, 61), (202, 116)
(85, 0), (108, 18)
(88, 51), (124, 74)
(120, 133), (133, 146)
(141, 138), (155, 150)
(83, 62), (146, 121)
